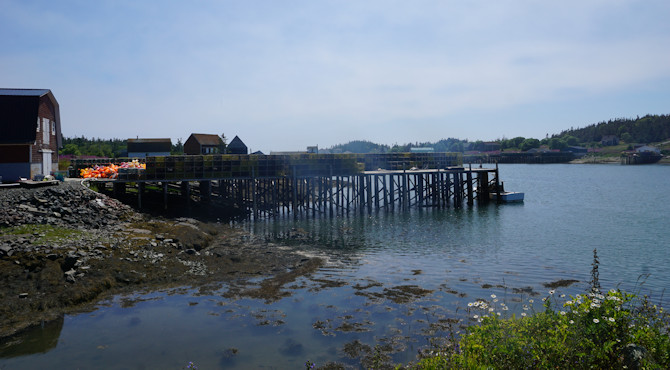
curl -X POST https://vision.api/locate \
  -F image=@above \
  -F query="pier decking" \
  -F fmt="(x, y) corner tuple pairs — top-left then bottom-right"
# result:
(73, 153), (504, 219)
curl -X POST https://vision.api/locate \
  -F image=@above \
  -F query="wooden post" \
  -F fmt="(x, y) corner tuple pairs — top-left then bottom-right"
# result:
(389, 174), (395, 210)
(453, 172), (461, 207)
(137, 182), (144, 209)
(495, 162), (501, 204)
(466, 168), (474, 206)
(163, 182), (168, 210)
(292, 174), (297, 219)
(329, 166), (334, 217)
(382, 174), (388, 210)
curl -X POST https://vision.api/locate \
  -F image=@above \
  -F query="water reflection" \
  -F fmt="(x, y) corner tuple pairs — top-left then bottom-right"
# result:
(0, 316), (63, 358)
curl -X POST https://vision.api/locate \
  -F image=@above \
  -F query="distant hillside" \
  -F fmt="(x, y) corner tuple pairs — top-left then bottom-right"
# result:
(328, 140), (390, 153)
(328, 138), (468, 153)
(555, 114), (670, 144)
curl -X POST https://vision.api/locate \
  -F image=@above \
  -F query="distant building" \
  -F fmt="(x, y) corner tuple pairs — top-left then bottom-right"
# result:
(307, 146), (318, 154)
(184, 133), (224, 155)
(601, 135), (619, 146)
(227, 135), (248, 154)
(127, 138), (172, 158)
(636, 145), (661, 154)
(482, 142), (501, 152)
(0, 88), (62, 181)
(566, 146), (588, 157)
(410, 147), (434, 153)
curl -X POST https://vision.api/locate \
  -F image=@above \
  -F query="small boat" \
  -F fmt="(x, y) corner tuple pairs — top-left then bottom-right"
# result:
(490, 191), (524, 203)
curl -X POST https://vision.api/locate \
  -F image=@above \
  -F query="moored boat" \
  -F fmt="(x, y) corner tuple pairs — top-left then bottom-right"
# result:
(490, 191), (524, 203)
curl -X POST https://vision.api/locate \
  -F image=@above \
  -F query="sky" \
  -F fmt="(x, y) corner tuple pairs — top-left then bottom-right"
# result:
(2, 0), (669, 153)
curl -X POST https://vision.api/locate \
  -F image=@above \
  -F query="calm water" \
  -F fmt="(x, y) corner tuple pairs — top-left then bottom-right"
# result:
(2, 164), (669, 369)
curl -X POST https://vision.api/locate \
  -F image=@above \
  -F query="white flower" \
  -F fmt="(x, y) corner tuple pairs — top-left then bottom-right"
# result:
(489, 308), (494, 312)
(560, 294), (566, 298)
(497, 312), (501, 316)
(502, 306), (509, 311)
(609, 289), (617, 294)
(521, 312), (527, 317)
(467, 302), (474, 307)
(593, 318), (600, 323)
(493, 298), (499, 303)
(528, 299), (534, 303)
(473, 315), (479, 319)
(490, 294), (497, 299)
(609, 317), (615, 322)
(569, 320), (574, 324)
(566, 301), (573, 305)
(549, 290), (555, 295)
(560, 311), (566, 315)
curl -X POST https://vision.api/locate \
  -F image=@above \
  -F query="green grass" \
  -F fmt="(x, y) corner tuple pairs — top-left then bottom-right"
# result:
(0, 224), (84, 243)
(410, 250), (670, 369)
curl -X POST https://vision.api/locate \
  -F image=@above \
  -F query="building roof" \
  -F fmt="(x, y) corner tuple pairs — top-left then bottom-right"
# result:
(0, 88), (61, 146)
(189, 133), (223, 146)
(227, 135), (247, 149)
(127, 138), (172, 153)
(0, 88), (52, 96)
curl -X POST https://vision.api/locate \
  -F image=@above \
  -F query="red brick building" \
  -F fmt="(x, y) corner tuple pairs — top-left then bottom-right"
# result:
(0, 89), (62, 182)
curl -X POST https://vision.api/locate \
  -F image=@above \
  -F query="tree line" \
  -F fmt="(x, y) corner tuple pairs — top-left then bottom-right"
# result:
(59, 114), (669, 157)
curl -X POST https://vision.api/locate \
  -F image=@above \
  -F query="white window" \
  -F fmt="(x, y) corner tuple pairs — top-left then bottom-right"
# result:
(43, 118), (50, 145)
(51, 120), (55, 134)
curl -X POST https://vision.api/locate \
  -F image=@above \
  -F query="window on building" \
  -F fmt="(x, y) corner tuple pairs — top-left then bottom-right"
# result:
(51, 120), (55, 134)
(36, 118), (40, 132)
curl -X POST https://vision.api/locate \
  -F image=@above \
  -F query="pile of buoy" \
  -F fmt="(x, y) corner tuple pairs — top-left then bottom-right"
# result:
(79, 159), (146, 179)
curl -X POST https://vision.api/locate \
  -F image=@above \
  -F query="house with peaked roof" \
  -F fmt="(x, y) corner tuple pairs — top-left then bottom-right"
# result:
(127, 138), (172, 158)
(601, 135), (619, 146)
(0, 88), (62, 182)
(227, 135), (248, 154)
(184, 133), (225, 155)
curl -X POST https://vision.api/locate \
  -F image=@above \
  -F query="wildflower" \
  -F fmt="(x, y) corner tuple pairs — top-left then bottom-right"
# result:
(542, 298), (547, 302)
(549, 290), (555, 295)
(473, 315), (479, 319)
(528, 299), (534, 303)
(497, 312), (501, 316)
(493, 298), (499, 303)
(489, 308), (494, 312)
(609, 289), (616, 294)
(560, 311), (566, 315)
(521, 312), (527, 317)
(491, 294), (497, 299)
(560, 294), (566, 298)
(502, 306), (509, 311)
(467, 302), (474, 307)
(593, 318), (600, 323)
(609, 317), (615, 322)
(569, 320), (574, 324)
(566, 300), (573, 305)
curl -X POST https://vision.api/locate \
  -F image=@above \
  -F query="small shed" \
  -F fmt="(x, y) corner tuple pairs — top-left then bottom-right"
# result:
(227, 135), (248, 154)
(184, 134), (225, 155)
(0, 88), (62, 181)
(127, 138), (172, 158)
(601, 135), (619, 146)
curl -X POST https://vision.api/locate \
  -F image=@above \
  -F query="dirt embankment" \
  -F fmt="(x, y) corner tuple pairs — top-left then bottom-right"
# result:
(0, 181), (322, 339)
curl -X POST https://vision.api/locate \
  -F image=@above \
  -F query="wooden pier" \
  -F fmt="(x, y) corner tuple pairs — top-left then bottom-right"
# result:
(75, 153), (505, 219)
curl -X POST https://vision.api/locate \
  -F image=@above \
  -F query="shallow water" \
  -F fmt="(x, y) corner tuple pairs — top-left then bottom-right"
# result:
(2, 164), (669, 369)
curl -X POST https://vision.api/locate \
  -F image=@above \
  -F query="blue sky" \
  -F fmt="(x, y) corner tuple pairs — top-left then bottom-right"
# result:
(2, 0), (669, 153)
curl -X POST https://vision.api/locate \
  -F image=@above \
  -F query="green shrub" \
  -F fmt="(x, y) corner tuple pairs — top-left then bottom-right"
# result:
(411, 250), (670, 369)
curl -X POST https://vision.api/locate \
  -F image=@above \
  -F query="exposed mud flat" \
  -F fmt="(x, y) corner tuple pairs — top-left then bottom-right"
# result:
(0, 181), (323, 339)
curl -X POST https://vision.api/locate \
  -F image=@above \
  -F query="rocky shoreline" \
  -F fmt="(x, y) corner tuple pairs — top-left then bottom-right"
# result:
(0, 181), (322, 339)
